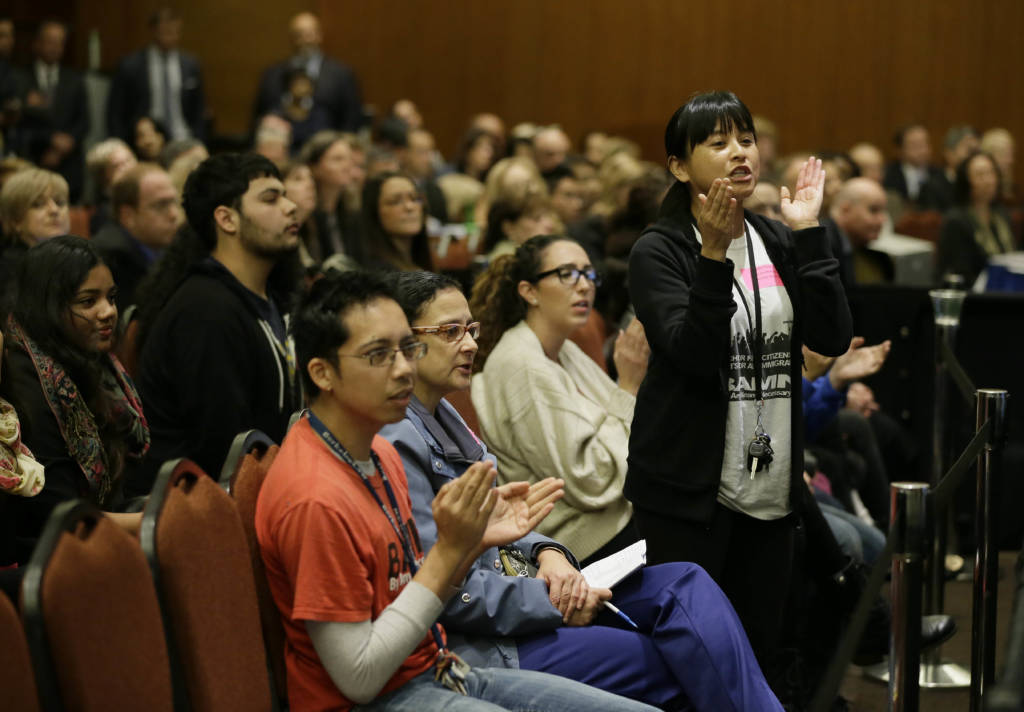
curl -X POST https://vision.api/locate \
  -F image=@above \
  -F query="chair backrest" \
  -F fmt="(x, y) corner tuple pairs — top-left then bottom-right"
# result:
(0, 591), (41, 712)
(114, 313), (141, 381)
(141, 459), (273, 712)
(445, 389), (481, 436)
(22, 500), (173, 712)
(221, 430), (287, 707)
(568, 308), (609, 372)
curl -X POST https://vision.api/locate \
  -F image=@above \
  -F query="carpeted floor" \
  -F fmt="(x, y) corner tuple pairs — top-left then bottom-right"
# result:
(837, 551), (1018, 710)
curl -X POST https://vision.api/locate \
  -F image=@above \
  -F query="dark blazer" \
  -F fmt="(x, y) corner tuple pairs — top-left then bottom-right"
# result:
(936, 206), (1013, 286)
(882, 162), (949, 211)
(254, 55), (363, 132)
(92, 222), (153, 309)
(107, 47), (206, 142)
(14, 64), (89, 201)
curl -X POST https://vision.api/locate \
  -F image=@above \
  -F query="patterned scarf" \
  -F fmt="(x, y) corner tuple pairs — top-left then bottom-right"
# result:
(6, 317), (149, 506)
(0, 396), (45, 496)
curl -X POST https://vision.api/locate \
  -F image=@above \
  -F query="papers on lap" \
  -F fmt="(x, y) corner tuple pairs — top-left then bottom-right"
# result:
(581, 539), (647, 589)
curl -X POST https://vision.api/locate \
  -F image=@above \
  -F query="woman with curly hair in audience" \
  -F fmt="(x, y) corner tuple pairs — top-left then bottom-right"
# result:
(0, 236), (149, 570)
(469, 234), (649, 565)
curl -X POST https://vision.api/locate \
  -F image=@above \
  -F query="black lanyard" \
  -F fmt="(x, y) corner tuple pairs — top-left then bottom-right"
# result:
(731, 221), (764, 403)
(305, 409), (447, 653)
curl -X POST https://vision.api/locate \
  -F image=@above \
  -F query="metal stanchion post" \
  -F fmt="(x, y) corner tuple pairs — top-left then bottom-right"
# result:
(890, 482), (930, 712)
(970, 389), (1009, 712)
(922, 289), (971, 688)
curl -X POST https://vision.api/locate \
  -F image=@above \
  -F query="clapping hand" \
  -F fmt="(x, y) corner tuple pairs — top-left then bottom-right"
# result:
(695, 178), (745, 262)
(432, 461), (498, 556)
(780, 157), (825, 231)
(481, 476), (564, 551)
(828, 337), (892, 390)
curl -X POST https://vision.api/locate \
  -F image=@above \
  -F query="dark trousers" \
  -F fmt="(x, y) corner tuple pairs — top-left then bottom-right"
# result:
(633, 503), (795, 666)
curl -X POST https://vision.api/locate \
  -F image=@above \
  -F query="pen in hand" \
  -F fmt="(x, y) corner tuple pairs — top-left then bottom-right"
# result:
(603, 601), (639, 629)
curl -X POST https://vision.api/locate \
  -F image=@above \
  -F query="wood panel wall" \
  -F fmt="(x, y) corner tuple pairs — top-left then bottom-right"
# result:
(21, 0), (1024, 185)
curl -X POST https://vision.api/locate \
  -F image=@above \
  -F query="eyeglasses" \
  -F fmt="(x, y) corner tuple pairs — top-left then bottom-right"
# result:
(411, 322), (480, 343)
(339, 341), (428, 367)
(534, 265), (602, 288)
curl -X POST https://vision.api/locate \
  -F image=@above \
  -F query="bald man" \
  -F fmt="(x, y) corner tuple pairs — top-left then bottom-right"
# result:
(533, 126), (571, 175)
(254, 11), (364, 132)
(827, 178), (892, 285)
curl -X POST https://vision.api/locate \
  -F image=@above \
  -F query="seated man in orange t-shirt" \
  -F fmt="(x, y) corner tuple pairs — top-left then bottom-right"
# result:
(255, 270), (659, 711)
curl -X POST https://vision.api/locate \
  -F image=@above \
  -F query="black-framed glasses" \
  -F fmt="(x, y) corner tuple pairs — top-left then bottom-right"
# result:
(339, 341), (428, 367)
(411, 322), (481, 343)
(534, 265), (602, 288)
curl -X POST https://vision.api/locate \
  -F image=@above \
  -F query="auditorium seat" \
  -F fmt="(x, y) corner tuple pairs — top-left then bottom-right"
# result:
(220, 430), (287, 709)
(445, 388), (481, 435)
(569, 308), (609, 372)
(141, 458), (273, 712)
(67, 206), (92, 239)
(894, 210), (943, 243)
(21, 500), (173, 712)
(0, 591), (41, 712)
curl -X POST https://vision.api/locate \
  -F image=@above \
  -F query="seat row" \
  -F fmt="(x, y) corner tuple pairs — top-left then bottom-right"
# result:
(0, 430), (287, 712)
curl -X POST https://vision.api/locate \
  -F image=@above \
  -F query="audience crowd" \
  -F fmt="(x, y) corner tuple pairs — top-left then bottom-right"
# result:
(1, 9), (1021, 712)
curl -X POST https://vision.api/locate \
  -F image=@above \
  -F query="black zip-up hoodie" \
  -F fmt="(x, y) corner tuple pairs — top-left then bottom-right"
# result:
(625, 181), (852, 525)
(130, 258), (301, 495)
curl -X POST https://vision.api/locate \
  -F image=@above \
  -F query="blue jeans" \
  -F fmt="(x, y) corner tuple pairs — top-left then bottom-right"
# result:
(517, 563), (782, 712)
(355, 665), (659, 711)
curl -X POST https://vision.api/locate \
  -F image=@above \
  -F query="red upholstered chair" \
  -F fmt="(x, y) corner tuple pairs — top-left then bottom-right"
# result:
(568, 308), (609, 372)
(894, 210), (944, 243)
(445, 388), (481, 436)
(67, 206), (92, 239)
(0, 591), (41, 712)
(220, 430), (287, 709)
(21, 500), (173, 712)
(140, 459), (273, 712)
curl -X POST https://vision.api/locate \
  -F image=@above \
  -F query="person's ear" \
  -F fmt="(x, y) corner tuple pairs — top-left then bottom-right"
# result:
(213, 205), (239, 236)
(668, 155), (689, 184)
(118, 204), (137, 232)
(307, 357), (336, 393)
(517, 280), (538, 307)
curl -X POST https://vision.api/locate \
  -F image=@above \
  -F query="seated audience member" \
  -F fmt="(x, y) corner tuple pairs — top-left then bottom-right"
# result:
(980, 128), (1017, 204)
(827, 177), (891, 286)
(474, 156), (548, 230)
(300, 130), (366, 265)
(255, 270), (659, 712)
(544, 164), (585, 227)
(882, 124), (946, 211)
(365, 147), (401, 179)
(482, 195), (557, 261)
(254, 12), (363, 133)
(532, 126), (572, 177)
(589, 152), (646, 220)
(0, 168), (70, 286)
(107, 7), (206, 143)
(0, 236), (148, 567)
(931, 125), (979, 210)
(436, 172), (484, 228)
(746, 181), (784, 222)
(848, 142), (885, 184)
(280, 160), (323, 269)
(360, 171), (433, 272)
(468, 111), (507, 157)
(85, 138), (138, 233)
(391, 98), (423, 131)
(253, 114), (293, 166)
(0, 157), (33, 190)
(92, 163), (179, 309)
(936, 150), (1014, 287)
(400, 127), (449, 222)
(380, 271), (784, 711)
(470, 235), (649, 565)
(132, 154), (302, 494)
(752, 116), (780, 183)
(14, 20), (88, 202)
(132, 115), (168, 162)
(581, 130), (609, 167)
(453, 127), (499, 182)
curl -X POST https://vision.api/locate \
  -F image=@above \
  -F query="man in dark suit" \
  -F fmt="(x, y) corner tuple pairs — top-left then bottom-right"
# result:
(92, 163), (179, 309)
(107, 7), (206, 145)
(15, 20), (88, 202)
(253, 12), (364, 134)
(882, 124), (947, 211)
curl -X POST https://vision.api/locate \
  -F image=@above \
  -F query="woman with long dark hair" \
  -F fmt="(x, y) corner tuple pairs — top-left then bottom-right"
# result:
(0, 236), (149, 566)
(625, 91), (852, 667)
(360, 171), (433, 272)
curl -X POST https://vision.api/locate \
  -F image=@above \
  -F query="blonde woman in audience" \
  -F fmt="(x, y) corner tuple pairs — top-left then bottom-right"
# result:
(589, 151), (645, 218)
(482, 194), (558, 261)
(474, 156), (548, 230)
(0, 168), (70, 284)
(470, 234), (649, 565)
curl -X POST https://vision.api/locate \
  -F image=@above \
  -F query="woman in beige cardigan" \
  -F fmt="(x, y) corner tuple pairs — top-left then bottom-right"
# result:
(469, 235), (649, 565)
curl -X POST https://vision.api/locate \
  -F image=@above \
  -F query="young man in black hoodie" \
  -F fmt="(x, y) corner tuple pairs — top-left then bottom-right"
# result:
(131, 153), (302, 495)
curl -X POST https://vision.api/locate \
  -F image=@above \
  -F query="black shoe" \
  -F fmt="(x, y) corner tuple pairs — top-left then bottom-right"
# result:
(921, 614), (956, 651)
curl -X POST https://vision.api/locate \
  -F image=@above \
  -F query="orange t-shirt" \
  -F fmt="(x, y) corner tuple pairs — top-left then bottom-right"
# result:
(256, 419), (438, 711)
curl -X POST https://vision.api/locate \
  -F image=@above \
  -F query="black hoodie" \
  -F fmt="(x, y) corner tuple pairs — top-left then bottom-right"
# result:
(130, 258), (301, 495)
(625, 181), (852, 525)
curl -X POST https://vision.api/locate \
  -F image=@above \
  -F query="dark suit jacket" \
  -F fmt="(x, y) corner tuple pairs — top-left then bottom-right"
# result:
(107, 47), (206, 142)
(92, 222), (154, 309)
(14, 64), (89, 201)
(254, 55), (363, 132)
(882, 162), (948, 211)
